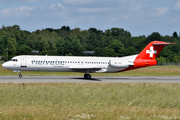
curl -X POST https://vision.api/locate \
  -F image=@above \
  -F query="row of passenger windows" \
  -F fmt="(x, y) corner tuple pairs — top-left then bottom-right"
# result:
(9, 59), (18, 62)
(9, 59), (108, 64)
(61, 61), (108, 64)
(85, 62), (108, 64)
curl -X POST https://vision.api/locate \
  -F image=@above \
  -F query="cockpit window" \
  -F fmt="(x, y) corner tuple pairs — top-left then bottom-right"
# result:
(9, 59), (18, 62)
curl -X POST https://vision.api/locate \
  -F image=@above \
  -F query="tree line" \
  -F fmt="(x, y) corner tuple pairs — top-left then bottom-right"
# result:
(0, 25), (180, 63)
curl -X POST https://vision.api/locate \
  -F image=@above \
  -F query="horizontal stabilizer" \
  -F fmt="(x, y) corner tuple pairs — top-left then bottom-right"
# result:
(153, 42), (175, 45)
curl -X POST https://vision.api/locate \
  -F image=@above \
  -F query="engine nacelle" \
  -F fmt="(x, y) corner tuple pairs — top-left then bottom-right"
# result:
(109, 60), (134, 68)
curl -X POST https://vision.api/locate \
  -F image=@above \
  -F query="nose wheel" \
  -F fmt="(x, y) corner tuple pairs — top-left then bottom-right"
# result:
(19, 74), (22, 78)
(84, 74), (91, 79)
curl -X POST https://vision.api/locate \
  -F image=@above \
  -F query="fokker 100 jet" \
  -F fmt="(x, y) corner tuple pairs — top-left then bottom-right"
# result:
(2, 41), (174, 79)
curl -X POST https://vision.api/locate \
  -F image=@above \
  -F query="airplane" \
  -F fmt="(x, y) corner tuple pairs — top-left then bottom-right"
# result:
(2, 41), (174, 79)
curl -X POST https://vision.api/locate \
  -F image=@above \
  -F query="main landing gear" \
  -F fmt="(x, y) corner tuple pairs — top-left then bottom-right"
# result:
(84, 74), (91, 79)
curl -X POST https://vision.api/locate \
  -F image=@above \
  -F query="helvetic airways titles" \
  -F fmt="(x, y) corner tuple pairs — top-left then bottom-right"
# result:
(31, 60), (64, 65)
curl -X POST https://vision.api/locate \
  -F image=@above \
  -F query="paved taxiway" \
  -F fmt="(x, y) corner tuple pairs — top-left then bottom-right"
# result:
(0, 76), (180, 83)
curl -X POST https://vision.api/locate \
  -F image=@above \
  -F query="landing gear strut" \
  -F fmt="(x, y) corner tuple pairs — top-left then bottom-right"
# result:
(84, 74), (91, 79)
(19, 73), (22, 78)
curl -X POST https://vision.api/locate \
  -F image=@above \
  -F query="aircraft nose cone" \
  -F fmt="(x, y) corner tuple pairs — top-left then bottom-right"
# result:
(2, 62), (9, 69)
(2, 63), (5, 68)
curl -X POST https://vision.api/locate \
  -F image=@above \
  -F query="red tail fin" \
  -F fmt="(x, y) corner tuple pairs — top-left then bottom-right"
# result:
(134, 41), (174, 68)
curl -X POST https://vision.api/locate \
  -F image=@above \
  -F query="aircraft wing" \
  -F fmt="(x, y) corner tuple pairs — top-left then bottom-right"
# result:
(69, 66), (105, 73)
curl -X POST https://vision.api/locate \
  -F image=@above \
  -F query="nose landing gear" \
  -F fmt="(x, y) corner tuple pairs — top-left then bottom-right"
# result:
(19, 73), (22, 78)
(18, 71), (22, 78)
(13, 70), (22, 78)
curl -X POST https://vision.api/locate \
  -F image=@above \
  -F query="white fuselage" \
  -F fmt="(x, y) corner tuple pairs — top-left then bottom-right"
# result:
(2, 55), (137, 73)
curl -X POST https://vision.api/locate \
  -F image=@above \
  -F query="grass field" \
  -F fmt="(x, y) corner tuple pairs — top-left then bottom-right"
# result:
(0, 83), (180, 120)
(0, 65), (180, 119)
(0, 64), (180, 76)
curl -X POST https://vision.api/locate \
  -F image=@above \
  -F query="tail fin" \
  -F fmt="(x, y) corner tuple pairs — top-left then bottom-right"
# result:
(134, 41), (174, 68)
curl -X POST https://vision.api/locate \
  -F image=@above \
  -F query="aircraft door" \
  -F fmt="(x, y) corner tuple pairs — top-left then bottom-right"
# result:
(21, 57), (27, 67)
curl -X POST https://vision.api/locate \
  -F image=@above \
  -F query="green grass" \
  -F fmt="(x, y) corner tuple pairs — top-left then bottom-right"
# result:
(0, 64), (180, 76)
(0, 83), (180, 119)
(1, 64), (180, 119)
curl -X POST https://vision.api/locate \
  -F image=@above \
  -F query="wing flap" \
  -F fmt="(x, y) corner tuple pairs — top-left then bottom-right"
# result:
(69, 66), (102, 71)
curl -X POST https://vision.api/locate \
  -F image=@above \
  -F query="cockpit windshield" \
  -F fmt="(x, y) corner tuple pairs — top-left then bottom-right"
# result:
(9, 59), (18, 62)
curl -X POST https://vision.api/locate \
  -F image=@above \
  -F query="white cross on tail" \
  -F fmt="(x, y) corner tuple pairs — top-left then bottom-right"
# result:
(146, 46), (157, 58)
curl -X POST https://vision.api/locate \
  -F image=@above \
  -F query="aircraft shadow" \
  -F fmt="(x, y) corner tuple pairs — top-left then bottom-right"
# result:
(72, 77), (102, 81)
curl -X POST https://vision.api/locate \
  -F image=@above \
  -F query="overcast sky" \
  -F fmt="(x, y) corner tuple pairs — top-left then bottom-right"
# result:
(0, 0), (180, 36)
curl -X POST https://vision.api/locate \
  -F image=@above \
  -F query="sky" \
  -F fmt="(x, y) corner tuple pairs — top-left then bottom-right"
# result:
(0, 0), (180, 36)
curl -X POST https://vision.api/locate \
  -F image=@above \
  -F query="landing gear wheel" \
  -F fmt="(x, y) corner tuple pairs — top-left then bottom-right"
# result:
(87, 74), (91, 79)
(84, 74), (91, 79)
(19, 74), (22, 78)
(84, 74), (87, 78)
